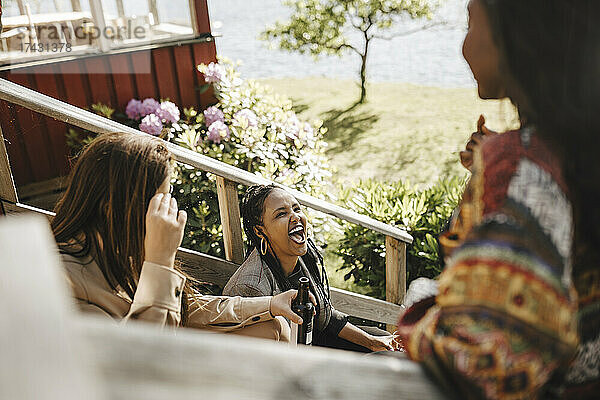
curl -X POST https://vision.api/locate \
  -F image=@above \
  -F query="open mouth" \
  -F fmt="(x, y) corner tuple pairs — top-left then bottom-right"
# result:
(288, 225), (306, 245)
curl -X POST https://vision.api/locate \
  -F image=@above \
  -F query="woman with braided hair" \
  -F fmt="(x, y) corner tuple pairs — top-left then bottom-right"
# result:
(223, 184), (397, 352)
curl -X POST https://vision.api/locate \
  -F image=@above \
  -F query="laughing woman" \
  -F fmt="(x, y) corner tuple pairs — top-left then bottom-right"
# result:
(52, 132), (308, 341)
(223, 184), (395, 352)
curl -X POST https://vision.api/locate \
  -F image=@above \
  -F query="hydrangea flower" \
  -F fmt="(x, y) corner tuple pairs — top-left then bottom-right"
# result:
(207, 121), (230, 143)
(203, 62), (225, 83)
(139, 114), (163, 136)
(234, 108), (258, 128)
(156, 101), (180, 124)
(140, 98), (160, 117)
(125, 99), (142, 120)
(203, 106), (225, 126)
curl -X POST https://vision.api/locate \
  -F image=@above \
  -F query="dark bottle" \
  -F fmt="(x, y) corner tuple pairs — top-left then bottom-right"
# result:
(291, 277), (314, 345)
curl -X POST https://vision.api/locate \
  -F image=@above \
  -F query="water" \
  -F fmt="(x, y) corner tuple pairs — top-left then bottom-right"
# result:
(207, 0), (475, 87)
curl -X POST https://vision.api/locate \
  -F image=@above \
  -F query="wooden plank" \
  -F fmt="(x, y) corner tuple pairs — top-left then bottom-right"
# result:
(192, 0), (212, 33)
(0, 215), (103, 399)
(152, 47), (181, 105)
(0, 125), (19, 215)
(191, 41), (217, 107)
(82, 57), (115, 106)
(32, 65), (70, 176)
(131, 51), (157, 99)
(216, 176), (245, 265)
(8, 76), (55, 182)
(0, 77), (413, 243)
(330, 287), (403, 326)
(176, 246), (238, 287)
(18, 176), (67, 199)
(107, 55), (137, 109)
(385, 236), (407, 305)
(172, 45), (198, 107)
(77, 314), (445, 400)
(58, 61), (90, 108)
(0, 99), (31, 185)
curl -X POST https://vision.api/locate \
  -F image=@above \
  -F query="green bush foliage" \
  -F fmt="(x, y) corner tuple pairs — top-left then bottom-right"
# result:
(335, 177), (466, 299)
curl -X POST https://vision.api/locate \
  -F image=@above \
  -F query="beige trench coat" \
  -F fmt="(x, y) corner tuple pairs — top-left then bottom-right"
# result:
(62, 253), (288, 339)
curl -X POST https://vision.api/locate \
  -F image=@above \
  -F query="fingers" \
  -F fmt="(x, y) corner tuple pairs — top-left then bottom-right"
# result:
(158, 193), (171, 215)
(178, 210), (187, 227)
(288, 311), (303, 325)
(477, 114), (486, 132)
(288, 289), (298, 302)
(148, 193), (164, 215)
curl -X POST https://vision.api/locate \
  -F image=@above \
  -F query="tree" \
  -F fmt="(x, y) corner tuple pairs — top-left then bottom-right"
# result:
(261, 0), (443, 104)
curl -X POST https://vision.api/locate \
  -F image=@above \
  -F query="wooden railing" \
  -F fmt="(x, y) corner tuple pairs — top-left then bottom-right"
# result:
(0, 77), (412, 324)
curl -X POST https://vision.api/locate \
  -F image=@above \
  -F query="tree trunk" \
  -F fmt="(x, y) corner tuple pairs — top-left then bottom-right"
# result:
(359, 34), (370, 104)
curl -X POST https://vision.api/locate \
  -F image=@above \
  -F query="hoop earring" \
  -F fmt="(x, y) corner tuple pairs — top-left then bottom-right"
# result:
(260, 237), (267, 256)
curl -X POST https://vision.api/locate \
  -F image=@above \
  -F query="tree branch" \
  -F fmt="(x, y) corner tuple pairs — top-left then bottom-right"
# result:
(370, 21), (450, 41)
(334, 43), (362, 56)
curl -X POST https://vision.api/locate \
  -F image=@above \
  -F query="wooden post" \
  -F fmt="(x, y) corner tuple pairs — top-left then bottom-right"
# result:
(115, 0), (125, 18)
(216, 176), (245, 265)
(0, 126), (19, 216)
(148, 0), (160, 25)
(385, 236), (407, 331)
(70, 0), (82, 12)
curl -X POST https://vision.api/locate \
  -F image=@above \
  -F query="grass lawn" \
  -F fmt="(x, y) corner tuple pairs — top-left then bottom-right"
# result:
(259, 77), (519, 186)
(259, 77), (519, 293)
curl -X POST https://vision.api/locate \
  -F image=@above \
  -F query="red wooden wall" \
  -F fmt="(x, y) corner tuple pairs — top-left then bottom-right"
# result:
(0, 0), (217, 187)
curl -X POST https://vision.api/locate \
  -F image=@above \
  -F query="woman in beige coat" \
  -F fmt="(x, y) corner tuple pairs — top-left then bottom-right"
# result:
(52, 132), (307, 340)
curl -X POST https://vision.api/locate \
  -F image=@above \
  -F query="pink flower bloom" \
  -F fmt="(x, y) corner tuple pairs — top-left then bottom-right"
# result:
(234, 108), (258, 128)
(156, 101), (180, 124)
(203, 106), (225, 126)
(204, 62), (225, 83)
(139, 114), (163, 136)
(125, 99), (142, 120)
(140, 98), (160, 117)
(207, 121), (230, 143)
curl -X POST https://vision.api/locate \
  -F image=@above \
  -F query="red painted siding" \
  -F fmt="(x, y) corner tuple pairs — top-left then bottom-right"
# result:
(0, 1), (217, 187)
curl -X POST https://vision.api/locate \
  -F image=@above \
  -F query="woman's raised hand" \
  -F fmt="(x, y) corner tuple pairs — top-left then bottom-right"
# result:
(269, 289), (317, 324)
(459, 115), (498, 171)
(144, 193), (187, 267)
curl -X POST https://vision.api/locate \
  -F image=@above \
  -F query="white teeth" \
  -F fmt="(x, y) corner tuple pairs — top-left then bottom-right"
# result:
(289, 226), (303, 234)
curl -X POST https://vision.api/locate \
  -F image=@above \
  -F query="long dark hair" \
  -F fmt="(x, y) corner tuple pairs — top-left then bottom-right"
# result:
(240, 185), (330, 298)
(52, 132), (191, 322)
(480, 0), (600, 272)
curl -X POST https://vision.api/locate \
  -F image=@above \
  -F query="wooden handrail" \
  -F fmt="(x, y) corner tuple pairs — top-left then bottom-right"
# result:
(0, 78), (412, 244)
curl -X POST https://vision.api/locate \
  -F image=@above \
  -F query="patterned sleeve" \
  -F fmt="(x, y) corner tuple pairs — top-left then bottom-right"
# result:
(399, 132), (579, 399)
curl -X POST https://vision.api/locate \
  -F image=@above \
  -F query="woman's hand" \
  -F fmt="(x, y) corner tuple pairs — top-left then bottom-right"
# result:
(459, 115), (498, 171)
(270, 289), (317, 325)
(367, 334), (396, 352)
(144, 193), (187, 267)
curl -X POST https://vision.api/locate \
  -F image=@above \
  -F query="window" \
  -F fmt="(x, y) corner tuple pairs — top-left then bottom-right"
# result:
(0, 0), (198, 67)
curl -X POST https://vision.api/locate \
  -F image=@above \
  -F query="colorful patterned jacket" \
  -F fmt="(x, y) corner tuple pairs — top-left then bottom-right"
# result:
(398, 128), (584, 399)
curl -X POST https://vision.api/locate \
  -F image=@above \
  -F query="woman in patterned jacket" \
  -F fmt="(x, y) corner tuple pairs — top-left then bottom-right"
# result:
(398, 0), (599, 399)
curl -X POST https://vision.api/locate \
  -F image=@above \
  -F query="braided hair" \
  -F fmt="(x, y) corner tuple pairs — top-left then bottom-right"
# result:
(240, 185), (331, 299)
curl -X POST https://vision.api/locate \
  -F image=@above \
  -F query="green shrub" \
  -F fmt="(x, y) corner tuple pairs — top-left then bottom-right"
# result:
(335, 177), (466, 299)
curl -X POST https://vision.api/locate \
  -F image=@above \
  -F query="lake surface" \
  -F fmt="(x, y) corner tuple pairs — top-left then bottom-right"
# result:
(207, 0), (474, 87)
